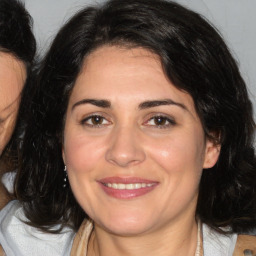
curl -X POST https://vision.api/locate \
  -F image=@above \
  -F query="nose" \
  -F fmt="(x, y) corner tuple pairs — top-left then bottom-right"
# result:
(105, 125), (146, 167)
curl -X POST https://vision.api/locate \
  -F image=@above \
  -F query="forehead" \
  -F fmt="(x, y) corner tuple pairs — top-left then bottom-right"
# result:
(69, 46), (197, 117)
(0, 52), (26, 111)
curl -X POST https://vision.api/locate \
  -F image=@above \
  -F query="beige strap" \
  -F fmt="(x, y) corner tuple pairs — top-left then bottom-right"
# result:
(70, 220), (93, 256)
(233, 234), (256, 256)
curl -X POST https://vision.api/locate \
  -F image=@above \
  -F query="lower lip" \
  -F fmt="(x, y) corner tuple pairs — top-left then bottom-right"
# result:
(98, 183), (158, 199)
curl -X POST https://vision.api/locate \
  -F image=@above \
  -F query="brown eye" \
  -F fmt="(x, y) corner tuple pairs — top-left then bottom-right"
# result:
(145, 115), (176, 128)
(153, 116), (168, 126)
(81, 115), (110, 127)
(91, 116), (104, 125)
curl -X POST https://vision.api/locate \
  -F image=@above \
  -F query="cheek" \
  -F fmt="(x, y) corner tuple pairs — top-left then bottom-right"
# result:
(63, 131), (105, 175)
(147, 130), (206, 174)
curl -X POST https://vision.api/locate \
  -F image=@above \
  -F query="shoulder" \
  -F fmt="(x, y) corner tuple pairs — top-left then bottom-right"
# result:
(202, 223), (256, 255)
(0, 200), (75, 256)
(202, 222), (237, 254)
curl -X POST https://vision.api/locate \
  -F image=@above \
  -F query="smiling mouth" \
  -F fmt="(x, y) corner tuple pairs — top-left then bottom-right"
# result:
(103, 183), (155, 190)
(98, 177), (158, 199)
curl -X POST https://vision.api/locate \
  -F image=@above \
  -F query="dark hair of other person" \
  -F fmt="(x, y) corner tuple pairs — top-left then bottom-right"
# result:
(0, 0), (35, 69)
(15, 0), (256, 234)
(0, 0), (36, 170)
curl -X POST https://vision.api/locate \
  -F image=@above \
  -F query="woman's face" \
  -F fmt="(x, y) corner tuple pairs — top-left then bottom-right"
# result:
(0, 53), (26, 155)
(63, 46), (219, 236)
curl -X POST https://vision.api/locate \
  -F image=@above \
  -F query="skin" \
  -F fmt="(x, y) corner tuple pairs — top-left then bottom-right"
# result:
(0, 52), (26, 155)
(63, 46), (220, 256)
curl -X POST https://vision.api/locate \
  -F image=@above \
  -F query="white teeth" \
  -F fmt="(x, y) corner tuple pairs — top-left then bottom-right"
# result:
(126, 184), (135, 189)
(105, 183), (153, 190)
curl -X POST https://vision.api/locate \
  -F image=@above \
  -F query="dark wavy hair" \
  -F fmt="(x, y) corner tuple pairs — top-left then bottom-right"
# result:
(0, 0), (36, 169)
(15, 0), (256, 234)
(0, 0), (36, 69)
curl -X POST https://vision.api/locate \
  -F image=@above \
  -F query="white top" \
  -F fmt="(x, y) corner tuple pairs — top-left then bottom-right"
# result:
(1, 171), (15, 194)
(202, 222), (237, 256)
(0, 200), (75, 256)
(0, 200), (237, 256)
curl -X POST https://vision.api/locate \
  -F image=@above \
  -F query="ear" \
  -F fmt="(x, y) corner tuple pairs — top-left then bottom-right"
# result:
(203, 139), (221, 169)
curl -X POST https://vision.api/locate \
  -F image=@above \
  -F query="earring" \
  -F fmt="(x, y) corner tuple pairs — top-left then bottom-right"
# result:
(63, 165), (68, 188)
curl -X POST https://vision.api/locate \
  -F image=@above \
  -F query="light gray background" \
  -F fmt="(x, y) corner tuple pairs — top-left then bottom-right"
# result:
(23, 0), (256, 123)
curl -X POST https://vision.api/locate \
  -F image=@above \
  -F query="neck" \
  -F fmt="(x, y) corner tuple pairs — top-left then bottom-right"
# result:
(89, 217), (199, 256)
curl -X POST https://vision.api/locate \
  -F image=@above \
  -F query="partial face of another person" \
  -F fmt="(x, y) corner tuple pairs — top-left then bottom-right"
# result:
(63, 46), (220, 236)
(0, 52), (26, 155)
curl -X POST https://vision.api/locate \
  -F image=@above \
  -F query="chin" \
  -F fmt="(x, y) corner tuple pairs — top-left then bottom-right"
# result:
(104, 223), (152, 237)
(96, 212), (155, 236)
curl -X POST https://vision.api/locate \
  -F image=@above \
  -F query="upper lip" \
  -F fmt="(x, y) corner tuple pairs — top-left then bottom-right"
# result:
(98, 176), (158, 184)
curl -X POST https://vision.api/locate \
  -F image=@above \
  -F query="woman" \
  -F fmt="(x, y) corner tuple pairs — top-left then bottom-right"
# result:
(1, 0), (256, 255)
(0, 0), (36, 209)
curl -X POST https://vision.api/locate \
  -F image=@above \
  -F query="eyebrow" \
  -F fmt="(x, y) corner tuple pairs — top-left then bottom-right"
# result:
(72, 98), (187, 112)
(72, 99), (111, 111)
(138, 99), (187, 111)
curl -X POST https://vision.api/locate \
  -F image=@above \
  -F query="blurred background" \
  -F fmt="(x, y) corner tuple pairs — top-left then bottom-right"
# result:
(22, 0), (256, 123)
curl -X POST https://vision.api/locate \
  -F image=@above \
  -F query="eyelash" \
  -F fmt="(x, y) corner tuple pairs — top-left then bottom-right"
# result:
(144, 115), (176, 129)
(80, 114), (111, 128)
(80, 114), (176, 129)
